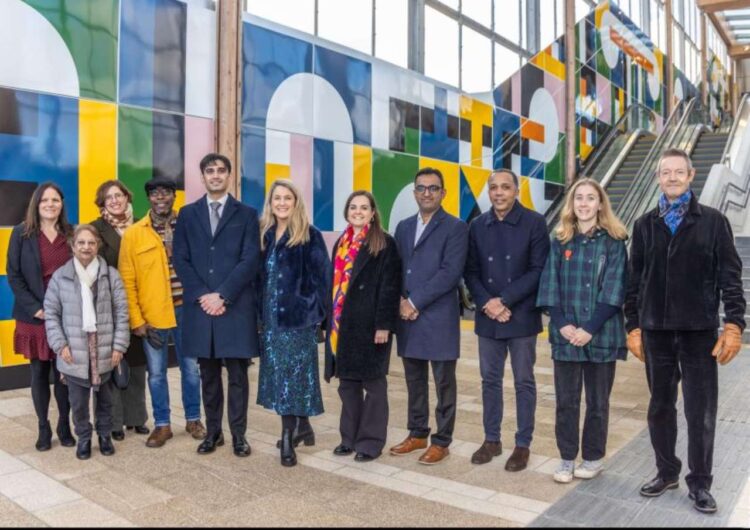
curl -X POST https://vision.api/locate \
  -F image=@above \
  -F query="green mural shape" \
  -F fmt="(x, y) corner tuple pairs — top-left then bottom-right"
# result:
(405, 127), (419, 155)
(372, 149), (418, 230)
(118, 106), (154, 217)
(545, 134), (565, 185)
(24, 0), (118, 101)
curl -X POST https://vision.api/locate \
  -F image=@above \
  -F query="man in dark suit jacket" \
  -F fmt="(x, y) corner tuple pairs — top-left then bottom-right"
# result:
(464, 169), (550, 471)
(173, 153), (260, 458)
(389, 167), (469, 465)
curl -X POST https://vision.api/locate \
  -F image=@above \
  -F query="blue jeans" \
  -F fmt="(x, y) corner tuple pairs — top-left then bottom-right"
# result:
(478, 335), (537, 447)
(143, 306), (201, 427)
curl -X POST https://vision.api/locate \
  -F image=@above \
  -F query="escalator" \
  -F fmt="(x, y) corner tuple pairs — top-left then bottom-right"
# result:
(604, 134), (656, 212)
(690, 131), (730, 198)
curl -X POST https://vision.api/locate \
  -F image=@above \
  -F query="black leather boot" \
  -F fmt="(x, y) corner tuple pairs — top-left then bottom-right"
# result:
(275, 424), (315, 448)
(56, 419), (76, 447)
(99, 435), (115, 456)
(36, 421), (52, 452)
(76, 439), (92, 460)
(280, 428), (297, 467)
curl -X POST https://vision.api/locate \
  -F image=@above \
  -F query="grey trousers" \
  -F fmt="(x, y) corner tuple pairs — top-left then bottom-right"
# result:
(110, 365), (148, 428)
(68, 378), (113, 442)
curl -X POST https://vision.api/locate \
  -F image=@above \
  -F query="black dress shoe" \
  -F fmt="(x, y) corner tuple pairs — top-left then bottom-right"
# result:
(232, 435), (252, 457)
(354, 452), (377, 462)
(56, 421), (76, 447)
(76, 440), (92, 460)
(133, 425), (150, 435)
(333, 444), (353, 456)
(111, 430), (125, 441)
(197, 432), (224, 454)
(99, 435), (115, 456)
(36, 421), (52, 452)
(640, 476), (679, 497)
(689, 489), (718, 514)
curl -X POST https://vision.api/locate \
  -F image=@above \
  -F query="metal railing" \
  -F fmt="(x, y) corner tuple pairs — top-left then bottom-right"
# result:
(716, 94), (750, 218)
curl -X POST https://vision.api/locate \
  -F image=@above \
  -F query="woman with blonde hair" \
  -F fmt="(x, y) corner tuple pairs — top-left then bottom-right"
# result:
(256, 180), (331, 467)
(536, 178), (628, 484)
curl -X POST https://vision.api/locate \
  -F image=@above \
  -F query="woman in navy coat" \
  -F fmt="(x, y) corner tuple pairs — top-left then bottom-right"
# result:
(256, 180), (331, 467)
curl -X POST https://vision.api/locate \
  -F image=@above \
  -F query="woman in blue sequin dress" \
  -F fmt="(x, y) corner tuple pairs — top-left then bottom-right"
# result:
(257, 180), (330, 467)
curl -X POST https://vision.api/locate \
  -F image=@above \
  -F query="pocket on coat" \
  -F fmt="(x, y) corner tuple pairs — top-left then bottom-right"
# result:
(135, 243), (158, 268)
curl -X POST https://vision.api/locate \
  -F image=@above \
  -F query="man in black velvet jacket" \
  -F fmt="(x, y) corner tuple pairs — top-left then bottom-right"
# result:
(624, 148), (746, 514)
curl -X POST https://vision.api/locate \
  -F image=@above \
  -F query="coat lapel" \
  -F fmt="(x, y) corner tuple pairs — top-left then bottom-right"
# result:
(196, 195), (213, 238)
(212, 195), (238, 240)
(349, 244), (373, 286)
(28, 232), (42, 278)
(99, 222), (120, 255)
(414, 208), (446, 250)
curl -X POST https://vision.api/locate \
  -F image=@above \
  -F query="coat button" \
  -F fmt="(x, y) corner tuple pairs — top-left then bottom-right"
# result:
(488, 278), (493, 283)
(407, 269), (411, 274)
(488, 256), (494, 262)
(280, 308), (285, 312)
(583, 307), (588, 312)
(505, 255), (511, 260)
(359, 284), (364, 289)
(278, 273), (283, 279)
(586, 283), (590, 287)
(209, 269), (214, 274)
(278, 289), (283, 294)
(588, 259), (592, 263)
(507, 278), (512, 283)
(210, 246), (215, 251)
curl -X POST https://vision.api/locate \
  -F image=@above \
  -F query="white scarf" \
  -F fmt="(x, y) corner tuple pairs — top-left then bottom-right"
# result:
(74, 257), (100, 333)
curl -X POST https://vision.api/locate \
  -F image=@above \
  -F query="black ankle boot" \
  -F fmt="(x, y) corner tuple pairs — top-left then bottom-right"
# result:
(36, 421), (52, 452)
(76, 439), (92, 460)
(98, 435), (115, 456)
(280, 428), (297, 467)
(56, 420), (76, 447)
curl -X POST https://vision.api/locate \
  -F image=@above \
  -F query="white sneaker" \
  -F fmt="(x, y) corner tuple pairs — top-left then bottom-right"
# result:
(553, 459), (575, 483)
(573, 459), (603, 479)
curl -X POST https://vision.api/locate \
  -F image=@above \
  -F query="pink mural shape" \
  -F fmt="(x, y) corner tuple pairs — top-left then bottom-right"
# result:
(290, 134), (313, 217)
(596, 73), (612, 125)
(184, 115), (215, 203)
(511, 72), (521, 115)
(544, 72), (565, 134)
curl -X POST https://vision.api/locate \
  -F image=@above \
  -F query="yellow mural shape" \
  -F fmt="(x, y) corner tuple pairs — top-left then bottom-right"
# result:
(461, 165), (492, 203)
(459, 96), (493, 168)
(531, 48), (565, 81)
(265, 163), (291, 192)
(418, 157), (459, 217)
(519, 177), (535, 211)
(353, 145), (372, 192)
(0, 227), (11, 276)
(79, 100), (117, 223)
(0, 320), (26, 367)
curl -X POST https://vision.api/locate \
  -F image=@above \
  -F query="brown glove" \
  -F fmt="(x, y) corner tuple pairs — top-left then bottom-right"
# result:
(712, 323), (743, 365)
(626, 328), (644, 362)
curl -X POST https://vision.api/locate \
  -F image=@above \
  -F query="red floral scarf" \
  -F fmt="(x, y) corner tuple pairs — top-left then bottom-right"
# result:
(330, 224), (368, 355)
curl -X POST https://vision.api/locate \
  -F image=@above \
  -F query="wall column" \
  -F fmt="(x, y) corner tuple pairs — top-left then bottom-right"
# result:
(216, 0), (243, 196)
(564, 0), (576, 187)
(665, 0), (674, 115)
(701, 12), (708, 108)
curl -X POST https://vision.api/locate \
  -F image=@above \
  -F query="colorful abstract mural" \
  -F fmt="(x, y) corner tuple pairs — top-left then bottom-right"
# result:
(0, 0), (216, 370)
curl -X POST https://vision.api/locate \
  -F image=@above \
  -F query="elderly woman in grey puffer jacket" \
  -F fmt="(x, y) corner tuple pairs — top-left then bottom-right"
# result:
(44, 224), (130, 460)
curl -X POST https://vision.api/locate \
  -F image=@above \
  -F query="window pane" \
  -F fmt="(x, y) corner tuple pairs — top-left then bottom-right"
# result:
(462, 0), (491, 27)
(576, 0), (592, 20)
(247, 0), (315, 34)
(425, 6), (459, 87)
(318, 0), (373, 54)
(375, 0), (408, 67)
(631, 0), (640, 28)
(462, 26), (492, 93)
(556, 0), (565, 40)
(494, 42), (519, 85)
(436, 0), (459, 9)
(540, 0), (555, 47)
(495, 0), (519, 45)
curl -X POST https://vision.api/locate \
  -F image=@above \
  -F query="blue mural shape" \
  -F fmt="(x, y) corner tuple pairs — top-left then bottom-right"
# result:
(421, 87), (459, 162)
(240, 125), (266, 210)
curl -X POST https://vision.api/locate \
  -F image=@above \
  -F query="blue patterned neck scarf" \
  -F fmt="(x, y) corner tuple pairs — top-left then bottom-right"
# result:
(658, 189), (692, 234)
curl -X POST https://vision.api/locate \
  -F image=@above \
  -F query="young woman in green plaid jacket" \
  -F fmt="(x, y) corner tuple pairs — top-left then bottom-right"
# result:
(537, 178), (628, 484)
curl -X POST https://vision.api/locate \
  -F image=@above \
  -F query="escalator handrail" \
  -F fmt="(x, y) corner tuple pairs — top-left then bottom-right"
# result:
(720, 93), (750, 167)
(599, 129), (649, 190)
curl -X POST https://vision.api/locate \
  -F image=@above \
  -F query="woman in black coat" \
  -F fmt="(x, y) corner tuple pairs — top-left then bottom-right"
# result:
(325, 191), (401, 462)
(90, 180), (149, 441)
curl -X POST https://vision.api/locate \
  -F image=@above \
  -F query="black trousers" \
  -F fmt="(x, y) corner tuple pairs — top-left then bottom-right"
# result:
(198, 358), (249, 438)
(338, 377), (388, 457)
(30, 359), (70, 427)
(554, 360), (617, 461)
(643, 330), (718, 491)
(402, 357), (457, 447)
(67, 379), (113, 442)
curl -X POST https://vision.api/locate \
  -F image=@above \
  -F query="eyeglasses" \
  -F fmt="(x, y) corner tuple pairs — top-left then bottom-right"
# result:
(658, 169), (689, 178)
(148, 189), (173, 198)
(105, 192), (125, 203)
(415, 184), (442, 194)
(204, 167), (228, 175)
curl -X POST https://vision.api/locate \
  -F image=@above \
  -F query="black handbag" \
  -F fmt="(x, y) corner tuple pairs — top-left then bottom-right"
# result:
(112, 356), (130, 390)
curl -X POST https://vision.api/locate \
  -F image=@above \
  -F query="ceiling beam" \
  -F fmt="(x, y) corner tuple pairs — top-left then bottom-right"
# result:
(698, 0), (750, 14)
(729, 43), (750, 57)
(708, 11), (737, 48)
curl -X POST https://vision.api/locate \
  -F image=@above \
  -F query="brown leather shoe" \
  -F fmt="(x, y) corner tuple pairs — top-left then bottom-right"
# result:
(146, 425), (173, 448)
(389, 436), (428, 456)
(471, 440), (502, 465)
(504, 446), (530, 472)
(418, 444), (450, 465)
(185, 420), (207, 440)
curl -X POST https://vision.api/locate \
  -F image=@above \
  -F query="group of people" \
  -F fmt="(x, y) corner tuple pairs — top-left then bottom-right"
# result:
(6, 148), (744, 514)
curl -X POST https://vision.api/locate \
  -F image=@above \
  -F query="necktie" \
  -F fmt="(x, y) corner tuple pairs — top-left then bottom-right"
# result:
(210, 201), (221, 235)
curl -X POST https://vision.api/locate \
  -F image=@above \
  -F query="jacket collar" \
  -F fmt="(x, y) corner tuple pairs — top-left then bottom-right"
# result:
(414, 207), (447, 249)
(484, 200), (523, 226)
(649, 191), (701, 218)
(198, 193), (238, 239)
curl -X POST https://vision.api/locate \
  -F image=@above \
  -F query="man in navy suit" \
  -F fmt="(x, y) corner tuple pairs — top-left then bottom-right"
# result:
(389, 168), (469, 465)
(173, 153), (260, 458)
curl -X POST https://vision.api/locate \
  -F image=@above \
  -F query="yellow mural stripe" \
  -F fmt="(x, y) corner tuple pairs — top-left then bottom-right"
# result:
(79, 99), (117, 224)
(531, 52), (565, 81)
(265, 163), (291, 193)
(0, 227), (12, 276)
(519, 177), (535, 211)
(174, 190), (186, 212)
(353, 145), (372, 192)
(459, 96), (493, 168)
(461, 165), (491, 201)
(0, 320), (27, 368)
(419, 157), (460, 217)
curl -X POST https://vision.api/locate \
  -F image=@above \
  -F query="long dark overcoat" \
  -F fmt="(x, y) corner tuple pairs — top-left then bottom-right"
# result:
(464, 202), (550, 339)
(172, 194), (261, 359)
(324, 233), (401, 382)
(393, 207), (469, 361)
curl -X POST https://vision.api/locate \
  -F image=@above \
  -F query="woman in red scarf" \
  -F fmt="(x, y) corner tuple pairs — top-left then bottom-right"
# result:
(324, 191), (401, 462)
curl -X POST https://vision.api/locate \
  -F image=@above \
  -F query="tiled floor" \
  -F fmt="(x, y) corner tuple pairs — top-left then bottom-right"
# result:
(0, 324), (746, 527)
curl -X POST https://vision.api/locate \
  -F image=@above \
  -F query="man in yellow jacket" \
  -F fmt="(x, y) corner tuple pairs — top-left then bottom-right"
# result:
(119, 177), (206, 448)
